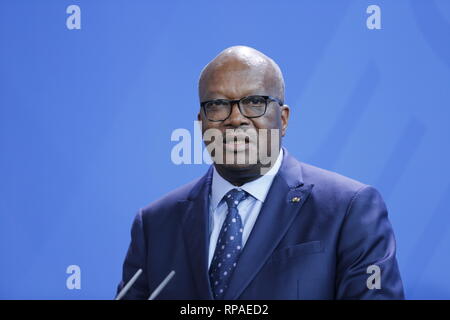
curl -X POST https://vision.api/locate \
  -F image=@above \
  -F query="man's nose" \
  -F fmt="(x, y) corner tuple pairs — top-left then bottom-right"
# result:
(224, 102), (250, 127)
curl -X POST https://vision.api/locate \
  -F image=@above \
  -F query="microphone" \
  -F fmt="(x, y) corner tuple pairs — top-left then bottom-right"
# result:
(148, 270), (176, 300)
(115, 268), (143, 300)
(115, 269), (176, 300)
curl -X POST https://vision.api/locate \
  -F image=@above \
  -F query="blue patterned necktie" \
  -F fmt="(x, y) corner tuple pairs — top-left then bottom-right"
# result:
(209, 188), (248, 299)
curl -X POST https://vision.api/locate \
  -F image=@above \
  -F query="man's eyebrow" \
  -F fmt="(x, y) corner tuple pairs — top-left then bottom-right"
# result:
(204, 91), (266, 101)
(206, 96), (228, 100)
(201, 91), (226, 101)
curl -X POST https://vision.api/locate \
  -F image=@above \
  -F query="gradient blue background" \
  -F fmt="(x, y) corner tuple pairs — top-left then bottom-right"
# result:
(1, 0), (449, 299)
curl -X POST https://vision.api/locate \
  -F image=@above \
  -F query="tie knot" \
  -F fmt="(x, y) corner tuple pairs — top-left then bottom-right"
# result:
(224, 189), (247, 208)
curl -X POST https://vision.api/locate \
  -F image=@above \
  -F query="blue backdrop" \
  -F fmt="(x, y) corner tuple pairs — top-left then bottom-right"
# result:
(1, 0), (449, 299)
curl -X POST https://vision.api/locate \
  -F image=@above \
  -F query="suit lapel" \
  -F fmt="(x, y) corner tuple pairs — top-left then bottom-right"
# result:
(223, 149), (314, 300)
(180, 167), (214, 299)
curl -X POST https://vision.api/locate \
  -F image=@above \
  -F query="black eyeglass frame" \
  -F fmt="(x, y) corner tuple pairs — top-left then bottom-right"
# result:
(200, 95), (284, 122)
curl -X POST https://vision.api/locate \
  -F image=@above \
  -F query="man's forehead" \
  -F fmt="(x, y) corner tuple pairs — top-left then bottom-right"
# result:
(200, 68), (269, 100)
(203, 77), (267, 99)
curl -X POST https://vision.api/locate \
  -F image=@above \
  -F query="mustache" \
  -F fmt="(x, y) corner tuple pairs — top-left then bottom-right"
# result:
(222, 129), (258, 143)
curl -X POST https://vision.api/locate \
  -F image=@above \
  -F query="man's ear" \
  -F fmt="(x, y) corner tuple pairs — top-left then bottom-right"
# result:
(280, 105), (290, 137)
(197, 111), (202, 121)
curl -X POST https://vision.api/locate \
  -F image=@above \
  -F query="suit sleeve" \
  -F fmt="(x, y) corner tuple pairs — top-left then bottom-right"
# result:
(116, 210), (150, 299)
(335, 185), (405, 299)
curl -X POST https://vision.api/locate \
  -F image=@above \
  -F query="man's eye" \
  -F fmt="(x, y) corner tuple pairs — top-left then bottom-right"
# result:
(206, 101), (227, 110)
(243, 97), (264, 105)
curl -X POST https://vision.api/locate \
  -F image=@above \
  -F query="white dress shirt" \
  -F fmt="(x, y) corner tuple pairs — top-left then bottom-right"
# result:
(207, 148), (284, 268)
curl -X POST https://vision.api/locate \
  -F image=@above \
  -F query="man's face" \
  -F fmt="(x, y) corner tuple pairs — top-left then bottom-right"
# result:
(198, 62), (289, 172)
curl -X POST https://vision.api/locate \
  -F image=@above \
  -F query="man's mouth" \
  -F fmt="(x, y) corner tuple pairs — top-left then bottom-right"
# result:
(224, 140), (248, 152)
(223, 135), (253, 152)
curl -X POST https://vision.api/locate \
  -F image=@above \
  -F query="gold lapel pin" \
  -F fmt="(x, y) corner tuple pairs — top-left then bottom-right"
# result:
(291, 197), (301, 203)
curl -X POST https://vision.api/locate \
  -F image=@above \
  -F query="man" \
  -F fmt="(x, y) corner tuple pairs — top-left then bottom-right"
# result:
(117, 46), (404, 299)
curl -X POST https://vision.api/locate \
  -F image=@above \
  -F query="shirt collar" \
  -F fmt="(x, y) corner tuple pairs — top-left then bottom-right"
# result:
(210, 148), (284, 210)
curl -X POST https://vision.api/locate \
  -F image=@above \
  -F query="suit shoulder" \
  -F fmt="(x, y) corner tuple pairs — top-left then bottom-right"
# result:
(298, 162), (386, 217)
(140, 176), (202, 218)
(300, 162), (368, 195)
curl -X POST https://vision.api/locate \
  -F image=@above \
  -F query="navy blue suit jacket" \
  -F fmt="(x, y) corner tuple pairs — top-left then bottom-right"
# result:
(117, 149), (404, 299)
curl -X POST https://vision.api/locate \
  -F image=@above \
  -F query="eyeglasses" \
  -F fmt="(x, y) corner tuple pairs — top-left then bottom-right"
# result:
(200, 95), (283, 122)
